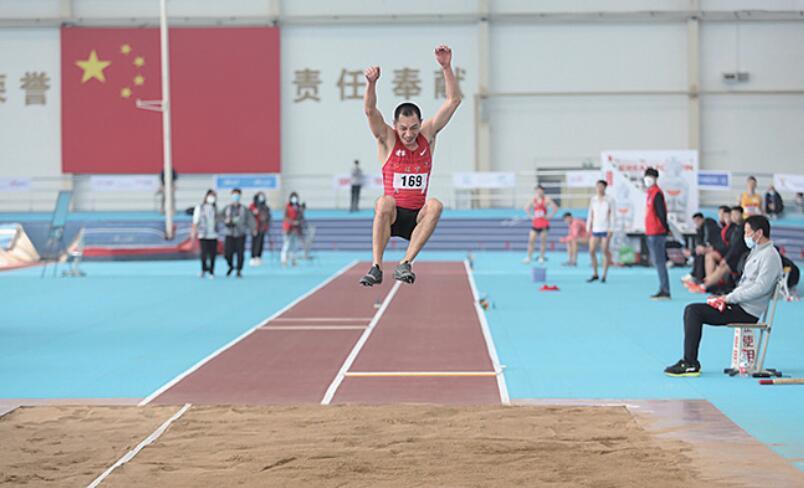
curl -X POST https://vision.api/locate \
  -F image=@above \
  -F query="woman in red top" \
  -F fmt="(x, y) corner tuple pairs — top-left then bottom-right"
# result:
(523, 185), (558, 264)
(280, 192), (301, 267)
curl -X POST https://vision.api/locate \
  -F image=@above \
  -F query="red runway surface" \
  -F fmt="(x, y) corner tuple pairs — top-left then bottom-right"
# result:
(148, 261), (504, 405)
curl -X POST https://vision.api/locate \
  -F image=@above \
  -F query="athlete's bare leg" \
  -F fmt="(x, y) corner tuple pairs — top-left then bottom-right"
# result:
(704, 261), (731, 289)
(401, 198), (443, 263)
(704, 251), (720, 279)
(539, 230), (548, 261)
(589, 236), (599, 277)
(601, 235), (612, 280)
(524, 230), (537, 263)
(566, 239), (576, 264)
(372, 195), (397, 267)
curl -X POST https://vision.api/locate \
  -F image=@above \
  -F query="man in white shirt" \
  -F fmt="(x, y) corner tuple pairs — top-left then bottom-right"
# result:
(586, 180), (614, 283)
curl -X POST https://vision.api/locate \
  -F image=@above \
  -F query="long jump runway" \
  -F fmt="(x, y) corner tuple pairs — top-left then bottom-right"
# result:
(145, 261), (506, 406)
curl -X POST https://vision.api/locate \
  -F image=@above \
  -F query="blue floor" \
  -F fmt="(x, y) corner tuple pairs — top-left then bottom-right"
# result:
(470, 251), (804, 472)
(0, 250), (801, 471)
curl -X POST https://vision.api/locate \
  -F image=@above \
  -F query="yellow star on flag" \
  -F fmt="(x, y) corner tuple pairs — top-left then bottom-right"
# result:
(121, 44), (132, 55)
(133, 75), (145, 86)
(76, 50), (111, 84)
(121, 87), (132, 98)
(133, 56), (145, 67)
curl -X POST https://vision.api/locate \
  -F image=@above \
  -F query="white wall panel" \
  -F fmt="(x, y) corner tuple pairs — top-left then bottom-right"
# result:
(0, 28), (61, 177)
(490, 23), (687, 92)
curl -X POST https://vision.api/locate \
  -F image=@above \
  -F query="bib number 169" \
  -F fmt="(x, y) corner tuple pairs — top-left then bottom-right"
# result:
(393, 172), (427, 191)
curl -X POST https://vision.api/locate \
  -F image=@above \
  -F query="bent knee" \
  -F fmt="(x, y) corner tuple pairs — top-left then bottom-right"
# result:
(427, 198), (444, 214)
(375, 196), (396, 213)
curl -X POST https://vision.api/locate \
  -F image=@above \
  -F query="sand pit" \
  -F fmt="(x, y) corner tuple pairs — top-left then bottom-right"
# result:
(0, 405), (177, 487)
(1, 404), (733, 487)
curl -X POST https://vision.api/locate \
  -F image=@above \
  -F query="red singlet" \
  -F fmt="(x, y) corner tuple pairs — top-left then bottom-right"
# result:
(532, 197), (549, 229)
(382, 132), (432, 211)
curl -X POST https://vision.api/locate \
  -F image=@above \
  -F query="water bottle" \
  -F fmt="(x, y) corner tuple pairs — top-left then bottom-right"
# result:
(738, 350), (748, 376)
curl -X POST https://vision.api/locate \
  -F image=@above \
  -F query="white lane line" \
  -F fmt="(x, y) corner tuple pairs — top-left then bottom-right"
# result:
(269, 317), (374, 322)
(320, 281), (402, 405)
(464, 260), (510, 405)
(258, 325), (368, 331)
(86, 403), (191, 488)
(138, 260), (359, 406)
(345, 371), (498, 378)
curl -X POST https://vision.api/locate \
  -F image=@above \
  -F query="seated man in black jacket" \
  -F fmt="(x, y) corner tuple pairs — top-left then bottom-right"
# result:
(684, 212), (724, 284)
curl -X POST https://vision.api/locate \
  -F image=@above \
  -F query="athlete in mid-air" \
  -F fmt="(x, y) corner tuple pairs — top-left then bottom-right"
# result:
(359, 45), (462, 287)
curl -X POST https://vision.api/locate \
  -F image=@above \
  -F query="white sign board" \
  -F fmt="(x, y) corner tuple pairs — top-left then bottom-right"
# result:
(773, 174), (804, 193)
(90, 175), (160, 192)
(0, 177), (32, 192)
(698, 171), (732, 191)
(601, 150), (699, 233)
(332, 173), (383, 190)
(452, 172), (515, 189)
(566, 170), (602, 188)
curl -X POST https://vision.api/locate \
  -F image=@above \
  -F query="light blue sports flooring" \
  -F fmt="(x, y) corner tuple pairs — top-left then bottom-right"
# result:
(1, 250), (801, 471)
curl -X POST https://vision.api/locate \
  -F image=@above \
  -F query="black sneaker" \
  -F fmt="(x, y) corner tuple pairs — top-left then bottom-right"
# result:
(359, 265), (383, 287)
(586, 275), (599, 283)
(650, 291), (671, 300)
(393, 261), (416, 284)
(664, 359), (701, 377)
(601, 276), (607, 284)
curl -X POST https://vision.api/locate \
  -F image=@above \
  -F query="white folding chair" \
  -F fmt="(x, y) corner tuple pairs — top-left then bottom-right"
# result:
(723, 268), (789, 378)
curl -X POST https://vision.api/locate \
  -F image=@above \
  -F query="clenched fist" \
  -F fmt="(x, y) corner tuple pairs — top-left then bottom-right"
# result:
(434, 45), (452, 68)
(365, 66), (380, 83)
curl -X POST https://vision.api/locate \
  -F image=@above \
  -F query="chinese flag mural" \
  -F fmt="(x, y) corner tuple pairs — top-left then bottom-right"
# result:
(61, 27), (280, 174)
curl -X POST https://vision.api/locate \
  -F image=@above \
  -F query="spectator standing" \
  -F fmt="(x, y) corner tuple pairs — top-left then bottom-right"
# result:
(739, 176), (763, 218)
(222, 188), (253, 277)
(281, 192), (302, 267)
(249, 192), (271, 266)
(586, 180), (614, 283)
(350, 160), (364, 212)
(764, 185), (784, 219)
(158, 168), (178, 215)
(191, 189), (219, 279)
(644, 167), (671, 300)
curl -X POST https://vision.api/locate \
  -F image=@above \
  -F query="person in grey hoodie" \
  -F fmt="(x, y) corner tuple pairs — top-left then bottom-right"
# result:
(222, 188), (254, 278)
(664, 215), (782, 376)
(191, 189), (220, 279)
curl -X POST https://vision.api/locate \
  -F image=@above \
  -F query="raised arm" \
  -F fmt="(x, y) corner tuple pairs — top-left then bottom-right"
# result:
(363, 66), (394, 144)
(421, 45), (462, 140)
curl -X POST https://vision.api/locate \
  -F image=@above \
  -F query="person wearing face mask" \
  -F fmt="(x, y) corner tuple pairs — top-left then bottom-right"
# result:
(249, 192), (272, 266)
(281, 192), (302, 266)
(695, 206), (749, 293)
(665, 215), (781, 377)
(191, 189), (220, 279)
(222, 188), (254, 277)
(643, 167), (671, 300)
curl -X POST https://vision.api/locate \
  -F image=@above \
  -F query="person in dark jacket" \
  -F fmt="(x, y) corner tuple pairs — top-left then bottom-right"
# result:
(698, 206), (748, 292)
(764, 185), (784, 219)
(222, 188), (254, 278)
(249, 192), (271, 266)
(644, 167), (670, 300)
(684, 212), (724, 284)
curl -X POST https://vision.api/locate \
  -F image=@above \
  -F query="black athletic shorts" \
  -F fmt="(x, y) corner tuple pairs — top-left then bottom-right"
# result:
(391, 206), (420, 241)
(531, 225), (550, 233)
